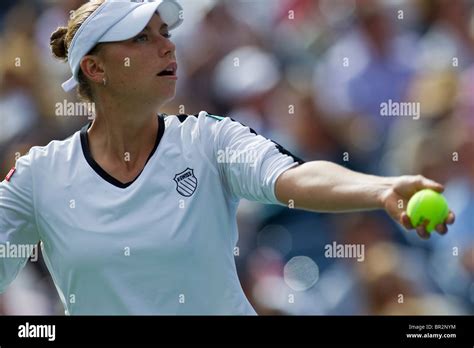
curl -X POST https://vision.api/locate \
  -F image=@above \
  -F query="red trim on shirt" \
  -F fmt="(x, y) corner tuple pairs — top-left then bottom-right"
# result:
(5, 167), (16, 182)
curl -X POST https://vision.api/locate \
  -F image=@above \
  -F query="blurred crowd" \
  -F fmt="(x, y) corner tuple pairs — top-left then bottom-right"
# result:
(0, 0), (473, 315)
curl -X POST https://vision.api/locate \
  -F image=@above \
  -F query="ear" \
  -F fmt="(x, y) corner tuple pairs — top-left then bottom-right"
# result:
(79, 54), (105, 85)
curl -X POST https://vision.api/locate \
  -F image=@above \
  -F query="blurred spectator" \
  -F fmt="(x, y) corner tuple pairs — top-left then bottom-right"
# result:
(359, 242), (465, 314)
(416, 0), (474, 72)
(313, 0), (417, 173)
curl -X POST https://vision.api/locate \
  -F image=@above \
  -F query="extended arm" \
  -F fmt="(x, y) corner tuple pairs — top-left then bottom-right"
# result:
(275, 161), (455, 239)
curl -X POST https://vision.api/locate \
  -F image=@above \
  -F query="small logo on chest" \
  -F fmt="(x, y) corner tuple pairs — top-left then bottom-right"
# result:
(173, 168), (198, 197)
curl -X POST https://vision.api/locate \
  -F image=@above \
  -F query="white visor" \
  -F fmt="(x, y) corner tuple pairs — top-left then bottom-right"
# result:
(61, 0), (183, 92)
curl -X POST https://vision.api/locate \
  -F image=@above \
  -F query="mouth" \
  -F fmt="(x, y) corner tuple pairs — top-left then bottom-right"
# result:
(157, 62), (178, 77)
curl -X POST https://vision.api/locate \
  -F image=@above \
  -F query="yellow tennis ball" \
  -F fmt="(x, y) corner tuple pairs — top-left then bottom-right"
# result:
(406, 189), (449, 233)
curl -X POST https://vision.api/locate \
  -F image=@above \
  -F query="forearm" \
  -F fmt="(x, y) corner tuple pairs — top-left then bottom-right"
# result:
(275, 161), (394, 212)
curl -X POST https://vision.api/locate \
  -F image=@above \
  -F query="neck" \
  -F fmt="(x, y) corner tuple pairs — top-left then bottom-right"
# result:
(87, 97), (161, 169)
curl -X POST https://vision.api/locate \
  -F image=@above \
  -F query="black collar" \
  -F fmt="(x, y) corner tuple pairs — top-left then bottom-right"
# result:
(80, 114), (165, 189)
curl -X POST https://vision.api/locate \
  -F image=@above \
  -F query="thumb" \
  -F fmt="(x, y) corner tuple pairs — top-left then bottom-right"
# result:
(417, 175), (444, 193)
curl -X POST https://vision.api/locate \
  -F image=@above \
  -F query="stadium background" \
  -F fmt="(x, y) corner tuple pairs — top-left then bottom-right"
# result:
(0, 0), (473, 315)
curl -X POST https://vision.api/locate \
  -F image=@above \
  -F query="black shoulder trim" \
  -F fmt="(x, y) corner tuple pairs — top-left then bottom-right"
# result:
(206, 113), (226, 122)
(177, 114), (188, 123)
(176, 114), (200, 123)
(80, 114), (165, 189)
(229, 117), (306, 165)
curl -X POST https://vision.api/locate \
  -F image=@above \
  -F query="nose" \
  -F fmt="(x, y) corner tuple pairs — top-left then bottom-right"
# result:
(159, 37), (176, 58)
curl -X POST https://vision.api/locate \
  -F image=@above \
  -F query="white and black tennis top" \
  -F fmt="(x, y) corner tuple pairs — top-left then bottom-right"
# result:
(0, 111), (303, 315)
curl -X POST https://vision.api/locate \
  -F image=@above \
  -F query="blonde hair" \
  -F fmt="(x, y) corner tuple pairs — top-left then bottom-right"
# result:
(50, 0), (105, 101)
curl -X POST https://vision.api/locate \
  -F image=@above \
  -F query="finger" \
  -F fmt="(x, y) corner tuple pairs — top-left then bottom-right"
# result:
(416, 226), (431, 239)
(445, 211), (455, 225)
(417, 175), (444, 193)
(416, 220), (430, 240)
(435, 223), (448, 235)
(401, 212), (414, 230)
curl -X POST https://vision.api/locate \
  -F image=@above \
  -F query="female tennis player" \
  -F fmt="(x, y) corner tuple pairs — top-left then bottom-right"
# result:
(0, 0), (454, 315)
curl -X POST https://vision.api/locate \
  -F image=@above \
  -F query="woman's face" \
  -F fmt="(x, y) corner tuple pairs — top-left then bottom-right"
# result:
(97, 14), (177, 104)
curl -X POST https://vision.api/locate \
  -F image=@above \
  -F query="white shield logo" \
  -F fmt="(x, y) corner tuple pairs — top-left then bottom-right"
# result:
(173, 168), (197, 197)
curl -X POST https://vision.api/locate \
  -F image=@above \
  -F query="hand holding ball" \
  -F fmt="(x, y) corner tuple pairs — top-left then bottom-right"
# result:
(407, 189), (450, 233)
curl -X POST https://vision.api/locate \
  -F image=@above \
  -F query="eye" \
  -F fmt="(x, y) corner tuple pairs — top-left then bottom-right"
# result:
(133, 33), (149, 43)
(162, 32), (171, 39)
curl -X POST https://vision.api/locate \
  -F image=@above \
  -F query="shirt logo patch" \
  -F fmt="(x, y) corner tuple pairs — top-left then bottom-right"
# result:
(5, 167), (16, 182)
(173, 168), (198, 197)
